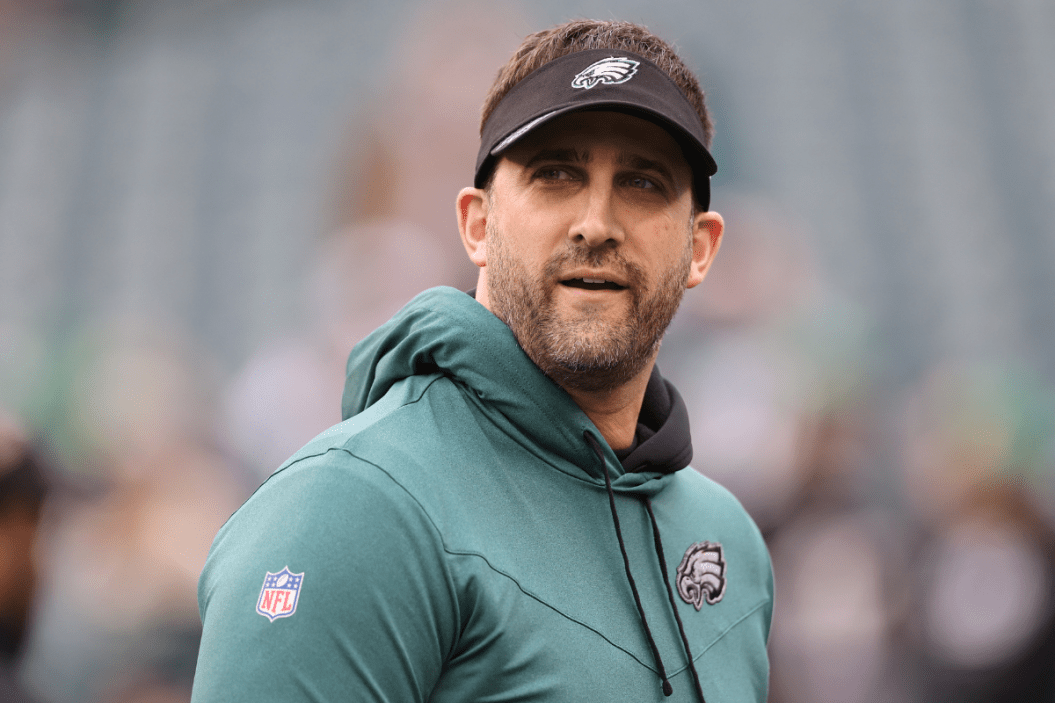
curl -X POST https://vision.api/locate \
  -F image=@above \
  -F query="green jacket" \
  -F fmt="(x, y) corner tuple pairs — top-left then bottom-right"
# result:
(193, 287), (773, 702)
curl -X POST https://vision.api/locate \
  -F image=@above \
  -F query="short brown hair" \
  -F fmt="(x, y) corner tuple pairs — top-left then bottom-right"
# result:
(480, 20), (713, 148)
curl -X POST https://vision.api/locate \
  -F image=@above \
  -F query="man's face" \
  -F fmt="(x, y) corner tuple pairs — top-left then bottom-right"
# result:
(476, 111), (714, 393)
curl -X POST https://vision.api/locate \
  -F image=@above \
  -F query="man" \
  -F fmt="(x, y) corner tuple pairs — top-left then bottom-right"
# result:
(193, 19), (773, 703)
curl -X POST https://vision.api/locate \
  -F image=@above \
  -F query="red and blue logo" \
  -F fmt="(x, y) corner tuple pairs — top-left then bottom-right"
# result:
(256, 567), (304, 622)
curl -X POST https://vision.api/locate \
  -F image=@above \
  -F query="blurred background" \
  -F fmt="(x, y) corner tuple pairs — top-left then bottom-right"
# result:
(0, 0), (1053, 700)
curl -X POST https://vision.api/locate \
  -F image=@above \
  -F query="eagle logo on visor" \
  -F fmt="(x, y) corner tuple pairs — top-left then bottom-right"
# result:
(676, 541), (726, 609)
(571, 57), (640, 90)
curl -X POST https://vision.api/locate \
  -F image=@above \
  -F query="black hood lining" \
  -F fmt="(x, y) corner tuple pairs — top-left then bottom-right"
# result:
(616, 367), (693, 475)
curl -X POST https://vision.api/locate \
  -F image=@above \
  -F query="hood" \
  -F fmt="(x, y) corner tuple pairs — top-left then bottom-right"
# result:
(341, 287), (693, 495)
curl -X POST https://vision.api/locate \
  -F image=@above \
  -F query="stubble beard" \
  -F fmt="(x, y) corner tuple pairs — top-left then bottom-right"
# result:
(485, 214), (692, 394)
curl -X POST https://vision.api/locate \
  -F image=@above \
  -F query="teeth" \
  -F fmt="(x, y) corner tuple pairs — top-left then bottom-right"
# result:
(582, 278), (606, 284)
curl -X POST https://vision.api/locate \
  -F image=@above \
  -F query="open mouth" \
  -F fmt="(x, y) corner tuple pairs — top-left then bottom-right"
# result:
(560, 278), (626, 291)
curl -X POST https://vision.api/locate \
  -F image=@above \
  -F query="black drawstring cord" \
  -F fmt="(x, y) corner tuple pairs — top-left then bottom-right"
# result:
(644, 499), (707, 703)
(585, 432), (674, 697)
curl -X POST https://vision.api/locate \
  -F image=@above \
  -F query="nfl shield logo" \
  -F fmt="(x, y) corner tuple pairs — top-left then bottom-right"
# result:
(256, 567), (304, 622)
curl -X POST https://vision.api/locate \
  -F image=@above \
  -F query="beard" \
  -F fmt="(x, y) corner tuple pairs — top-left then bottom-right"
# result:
(485, 216), (692, 394)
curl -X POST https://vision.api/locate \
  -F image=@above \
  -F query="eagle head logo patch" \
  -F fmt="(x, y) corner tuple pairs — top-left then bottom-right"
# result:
(676, 541), (726, 609)
(571, 56), (640, 90)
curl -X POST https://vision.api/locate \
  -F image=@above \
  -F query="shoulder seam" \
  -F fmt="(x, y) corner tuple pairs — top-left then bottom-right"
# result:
(263, 373), (449, 483)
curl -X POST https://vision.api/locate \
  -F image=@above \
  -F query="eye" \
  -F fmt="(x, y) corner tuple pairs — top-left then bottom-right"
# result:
(627, 176), (657, 189)
(536, 167), (574, 181)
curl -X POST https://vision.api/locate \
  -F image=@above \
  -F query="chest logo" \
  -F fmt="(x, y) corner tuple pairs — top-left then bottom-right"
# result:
(257, 566), (304, 621)
(676, 542), (726, 609)
(571, 56), (640, 90)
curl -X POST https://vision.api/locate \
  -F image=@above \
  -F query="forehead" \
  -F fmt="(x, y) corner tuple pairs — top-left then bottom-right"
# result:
(501, 111), (690, 173)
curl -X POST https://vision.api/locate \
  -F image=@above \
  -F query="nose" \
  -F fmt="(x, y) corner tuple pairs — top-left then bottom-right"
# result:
(569, 181), (625, 248)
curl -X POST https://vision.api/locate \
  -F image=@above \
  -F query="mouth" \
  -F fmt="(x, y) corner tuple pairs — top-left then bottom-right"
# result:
(560, 277), (627, 291)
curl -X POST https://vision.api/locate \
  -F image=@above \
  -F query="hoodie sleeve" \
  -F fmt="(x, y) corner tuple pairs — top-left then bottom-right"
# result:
(191, 449), (458, 703)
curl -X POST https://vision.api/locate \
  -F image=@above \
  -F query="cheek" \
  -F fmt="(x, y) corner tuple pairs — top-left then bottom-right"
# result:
(636, 223), (693, 267)
(497, 217), (564, 262)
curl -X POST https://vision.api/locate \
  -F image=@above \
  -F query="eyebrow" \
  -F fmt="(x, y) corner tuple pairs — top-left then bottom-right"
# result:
(522, 147), (681, 187)
(523, 148), (589, 168)
(617, 153), (677, 185)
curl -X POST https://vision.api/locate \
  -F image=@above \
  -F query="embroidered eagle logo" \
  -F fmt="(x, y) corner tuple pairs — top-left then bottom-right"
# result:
(571, 57), (640, 90)
(676, 541), (726, 609)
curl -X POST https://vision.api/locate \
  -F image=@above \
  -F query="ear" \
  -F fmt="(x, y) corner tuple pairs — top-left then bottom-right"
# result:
(686, 210), (724, 289)
(457, 187), (489, 268)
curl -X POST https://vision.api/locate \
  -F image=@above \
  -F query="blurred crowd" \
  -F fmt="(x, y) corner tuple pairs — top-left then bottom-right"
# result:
(2, 1), (1054, 702)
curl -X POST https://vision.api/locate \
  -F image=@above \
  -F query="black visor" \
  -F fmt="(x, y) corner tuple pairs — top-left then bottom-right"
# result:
(475, 49), (717, 210)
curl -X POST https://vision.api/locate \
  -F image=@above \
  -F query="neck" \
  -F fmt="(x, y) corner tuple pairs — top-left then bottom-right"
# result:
(561, 361), (655, 451)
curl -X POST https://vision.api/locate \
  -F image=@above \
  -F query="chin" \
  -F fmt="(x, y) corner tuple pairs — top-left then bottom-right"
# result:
(542, 354), (650, 394)
(531, 325), (654, 393)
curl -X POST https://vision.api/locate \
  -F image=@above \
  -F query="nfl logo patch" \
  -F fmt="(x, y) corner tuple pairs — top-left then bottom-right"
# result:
(256, 566), (304, 622)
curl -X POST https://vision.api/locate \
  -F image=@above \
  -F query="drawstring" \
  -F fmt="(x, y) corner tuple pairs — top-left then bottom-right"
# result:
(585, 432), (707, 703)
(586, 432), (673, 697)
(644, 500), (707, 702)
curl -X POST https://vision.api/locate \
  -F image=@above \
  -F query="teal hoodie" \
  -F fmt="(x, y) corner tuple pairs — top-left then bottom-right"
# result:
(193, 287), (773, 702)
